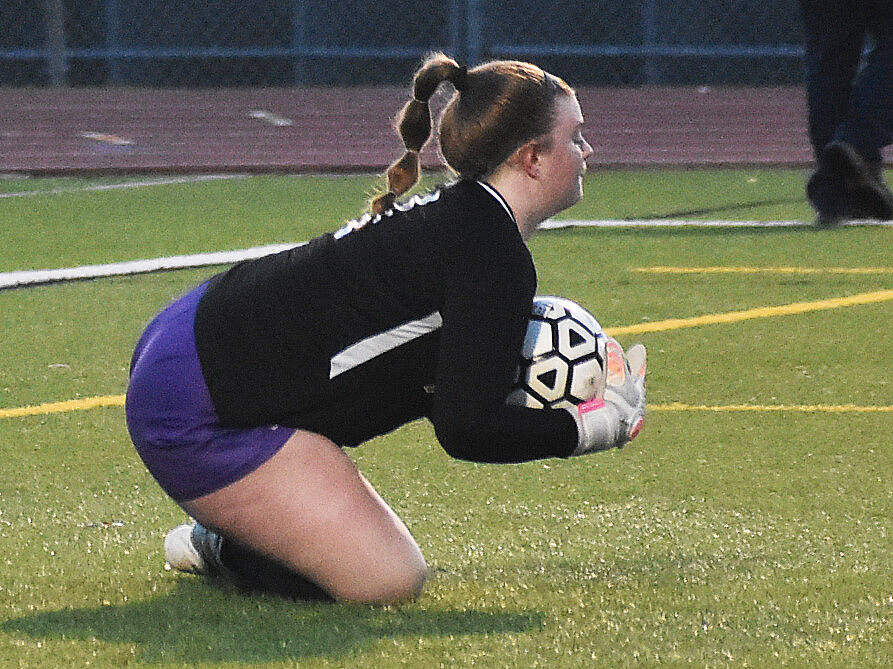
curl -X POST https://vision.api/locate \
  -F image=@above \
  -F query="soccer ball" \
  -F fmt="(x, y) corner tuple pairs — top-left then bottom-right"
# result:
(506, 296), (607, 410)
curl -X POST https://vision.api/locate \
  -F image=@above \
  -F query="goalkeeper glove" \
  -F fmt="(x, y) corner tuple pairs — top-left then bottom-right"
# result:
(564, 338), (646, 456)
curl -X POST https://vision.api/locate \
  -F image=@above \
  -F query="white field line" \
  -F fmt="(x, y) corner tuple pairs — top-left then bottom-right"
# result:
(0, 173), (249, 199)
(3, 217), (892, 289)
(0, 244), (302, 289)
(541, 218), (893, 229)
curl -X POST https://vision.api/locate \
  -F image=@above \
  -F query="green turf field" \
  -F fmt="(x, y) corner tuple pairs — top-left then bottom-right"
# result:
(1, 169), (891, 667)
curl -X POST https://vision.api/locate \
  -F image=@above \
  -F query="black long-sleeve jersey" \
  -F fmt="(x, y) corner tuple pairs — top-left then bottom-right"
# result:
(193, 178), (578, 463)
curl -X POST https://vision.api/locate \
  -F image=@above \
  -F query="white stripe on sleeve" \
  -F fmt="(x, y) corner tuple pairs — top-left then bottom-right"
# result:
(329, 311), (443, 379)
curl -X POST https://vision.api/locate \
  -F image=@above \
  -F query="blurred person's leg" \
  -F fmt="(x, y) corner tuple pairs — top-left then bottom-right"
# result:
(833, 2), (893, 166)
(800, 0), (893, 222)
(798, 0), (865, 160)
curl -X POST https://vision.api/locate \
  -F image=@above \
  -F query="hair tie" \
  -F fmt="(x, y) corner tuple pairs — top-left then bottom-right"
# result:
(453, 65), (468, 92)
(372, 191), (397, 215)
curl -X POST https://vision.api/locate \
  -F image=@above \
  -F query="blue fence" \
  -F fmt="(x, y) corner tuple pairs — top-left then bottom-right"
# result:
(2, 1), (806, 86)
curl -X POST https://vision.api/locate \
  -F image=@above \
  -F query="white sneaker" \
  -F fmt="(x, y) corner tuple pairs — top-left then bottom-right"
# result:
(164, 523), (210, 574)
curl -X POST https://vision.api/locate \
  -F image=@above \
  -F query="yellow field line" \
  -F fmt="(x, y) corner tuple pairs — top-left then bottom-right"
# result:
(0, 394), (125, 419)
(652, 402), (892, 413)
(3, 289), (892, 420)
(2, 394), (889, 420)
(634, 266), (893, 275)
(606, 288), (893, 336)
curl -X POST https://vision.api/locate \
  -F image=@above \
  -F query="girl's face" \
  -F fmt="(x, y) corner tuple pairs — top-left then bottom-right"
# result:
(536, 94), (593, 218)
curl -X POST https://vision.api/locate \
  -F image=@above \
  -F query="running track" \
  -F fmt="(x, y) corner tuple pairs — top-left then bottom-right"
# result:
(5, 86), (881, 174)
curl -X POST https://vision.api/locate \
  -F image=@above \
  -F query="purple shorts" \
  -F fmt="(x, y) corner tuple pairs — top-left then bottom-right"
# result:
(125, 282), (294, 503)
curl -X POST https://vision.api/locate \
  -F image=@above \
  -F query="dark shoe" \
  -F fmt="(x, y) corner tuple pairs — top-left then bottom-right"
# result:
(807, 141), (893, 223)
(806, 163), (846, 222)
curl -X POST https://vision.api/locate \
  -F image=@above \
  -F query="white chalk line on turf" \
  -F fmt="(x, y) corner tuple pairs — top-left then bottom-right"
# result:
(2, 395), (890, 419)
(541, 218), (893, 228)
(4, 217), (891, 290)
(0, 243), (302, 289)
(0, 173), (249, 199)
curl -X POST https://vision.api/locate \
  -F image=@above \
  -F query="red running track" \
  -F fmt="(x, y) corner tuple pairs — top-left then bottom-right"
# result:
(0, 86), (884, 174)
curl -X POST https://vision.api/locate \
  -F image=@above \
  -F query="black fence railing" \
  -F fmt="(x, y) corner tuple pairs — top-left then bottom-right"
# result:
(2, 0), (806, 87)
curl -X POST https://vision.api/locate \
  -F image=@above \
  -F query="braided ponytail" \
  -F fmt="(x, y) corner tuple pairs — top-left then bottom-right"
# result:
(371, 53), (468, 215)
(371, 54), (572, 214)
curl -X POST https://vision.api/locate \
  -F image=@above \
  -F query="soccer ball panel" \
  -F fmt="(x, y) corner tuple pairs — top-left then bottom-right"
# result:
(531, 297), (567, 320)
(520, 319), (553, 358)
(557, 317), (596, 359)
(507, 296), (606, 411)
(568, 357), (603, 403)
(524, 355), (569, 404)
(567, 307), (603, 336)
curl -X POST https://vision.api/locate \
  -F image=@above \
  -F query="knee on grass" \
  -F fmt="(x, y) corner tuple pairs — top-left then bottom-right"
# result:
(329, 556), (429, 604)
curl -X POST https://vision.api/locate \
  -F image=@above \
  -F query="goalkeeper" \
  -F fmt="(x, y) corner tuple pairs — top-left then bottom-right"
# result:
(126, 53), (646, 604)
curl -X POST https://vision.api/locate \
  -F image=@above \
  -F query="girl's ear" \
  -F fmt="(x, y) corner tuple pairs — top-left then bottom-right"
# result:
(513, 140), (541, 179)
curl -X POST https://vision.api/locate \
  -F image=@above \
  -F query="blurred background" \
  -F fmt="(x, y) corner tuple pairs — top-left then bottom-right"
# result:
(4, 0), (804, 88)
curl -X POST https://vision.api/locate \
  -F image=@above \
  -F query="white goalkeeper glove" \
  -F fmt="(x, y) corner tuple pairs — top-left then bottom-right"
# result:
(564, 338), (646, 456)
